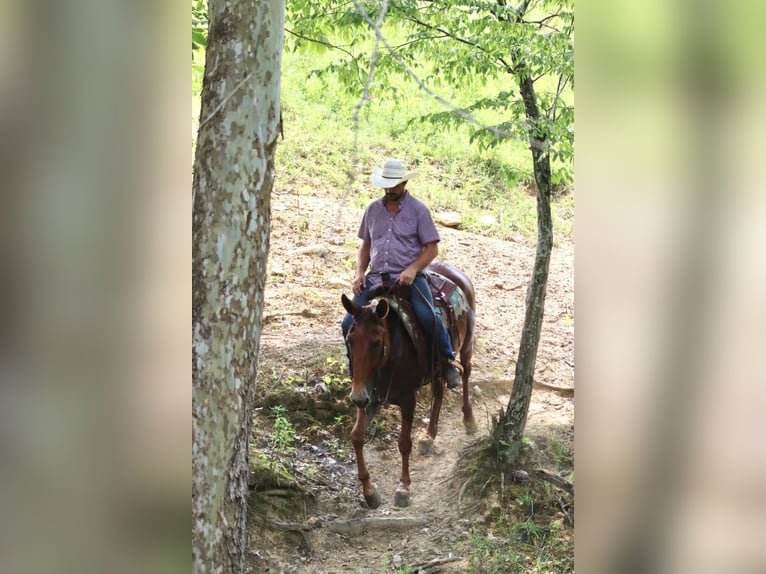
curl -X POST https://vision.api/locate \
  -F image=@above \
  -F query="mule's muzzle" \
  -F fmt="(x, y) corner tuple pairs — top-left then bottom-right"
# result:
(349, 386), (371, 409)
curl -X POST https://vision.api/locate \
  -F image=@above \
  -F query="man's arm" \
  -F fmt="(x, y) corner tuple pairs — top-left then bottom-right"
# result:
(351, 240), (371, 295)
(399, 241), (438, 285)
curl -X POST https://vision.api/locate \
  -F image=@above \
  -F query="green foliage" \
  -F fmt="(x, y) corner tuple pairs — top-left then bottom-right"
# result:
(191, 0), (207, 145)
(284, 0), (574, 185)
(269, 405), (295, 455)
(326, 413), (352, 460)
(275, 50), (574, 240)
(379, 551), (414, 574)
(192, 0), (208, 51)
(466, 511), (573, 573)
(192, 0), (575, 241)
(467, 526), (524, 573)
(549, 435), (573, 470)
(333, 415), (347, 433)
(514, 518), (545, 544)
(522, 436), (536, 449)
(326, 437), (348, 461)
(322, 355), (348, 385)
(515, 490), (536, 515)
(249, 451), (298, 489)
(454, 435), (574, 573)
(246, 406), (299, 486)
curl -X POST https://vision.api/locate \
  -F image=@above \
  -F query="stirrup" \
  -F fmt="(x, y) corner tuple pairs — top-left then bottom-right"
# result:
(445, 358), (463, 374)
(444, 359), (463, 390)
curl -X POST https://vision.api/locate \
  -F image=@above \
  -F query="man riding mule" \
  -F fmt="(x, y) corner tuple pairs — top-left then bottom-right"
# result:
(341, 158), (463, 389)
(340, 159), (477, 509)
(341, 261), (476, 508)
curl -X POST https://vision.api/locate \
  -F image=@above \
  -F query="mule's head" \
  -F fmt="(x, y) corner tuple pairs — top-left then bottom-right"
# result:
(342, 294), (390, 410)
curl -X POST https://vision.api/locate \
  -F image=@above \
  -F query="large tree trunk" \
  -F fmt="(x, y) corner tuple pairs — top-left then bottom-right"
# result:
(192, 1), (284, 573)
(493, 66), (554, 464)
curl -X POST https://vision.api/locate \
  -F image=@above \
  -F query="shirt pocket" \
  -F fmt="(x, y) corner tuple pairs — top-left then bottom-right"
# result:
(368, 221), (385, 241)
(394, 217), (418, 239)
(373, 227), (387, 241)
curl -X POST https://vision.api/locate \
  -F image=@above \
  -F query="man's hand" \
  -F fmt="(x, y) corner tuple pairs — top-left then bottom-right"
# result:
(399, 266), (417, 286)
(352, 273), (366, 296)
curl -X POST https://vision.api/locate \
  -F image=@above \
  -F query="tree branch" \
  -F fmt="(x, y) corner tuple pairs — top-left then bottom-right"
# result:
(284, 28), (364, 85)
(492, 0), (530, 23)
(349, 0), (390, 182)
(523, 13), (563, 32)
(514, 0), (531, 20)
(350, 1), (526, 143)
(392, 34), (448, 53)
(284, 28), (352, 53)
(549, 71), (573, 123)
(403, 13), (517, 74)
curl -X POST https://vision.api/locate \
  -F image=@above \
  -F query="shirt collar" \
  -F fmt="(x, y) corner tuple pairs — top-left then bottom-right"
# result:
(381, 190), (410, 210)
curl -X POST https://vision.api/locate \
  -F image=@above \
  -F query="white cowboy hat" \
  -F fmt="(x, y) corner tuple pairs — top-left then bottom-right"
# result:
(370, 158), (418, 188)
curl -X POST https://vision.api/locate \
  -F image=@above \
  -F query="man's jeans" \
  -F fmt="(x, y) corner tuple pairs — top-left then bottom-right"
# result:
(341, 273), (455, 373)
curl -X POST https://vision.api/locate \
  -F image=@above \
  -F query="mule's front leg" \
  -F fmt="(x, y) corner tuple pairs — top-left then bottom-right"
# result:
(394, 400), (415, 507)
(351, 408), (380, 509)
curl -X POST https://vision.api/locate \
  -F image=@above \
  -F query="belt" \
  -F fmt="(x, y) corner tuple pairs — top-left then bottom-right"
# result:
(368, 271), (393, 282)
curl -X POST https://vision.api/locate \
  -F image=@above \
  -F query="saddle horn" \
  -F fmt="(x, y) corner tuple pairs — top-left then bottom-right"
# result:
(375, 298), (390, 320)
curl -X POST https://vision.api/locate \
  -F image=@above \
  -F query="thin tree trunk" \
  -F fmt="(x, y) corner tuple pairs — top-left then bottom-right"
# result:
(191, 1), (284, 573)
(494, 62), (554, 464)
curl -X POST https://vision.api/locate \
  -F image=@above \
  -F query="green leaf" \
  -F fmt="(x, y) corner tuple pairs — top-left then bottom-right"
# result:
(192, 27), (206, 50)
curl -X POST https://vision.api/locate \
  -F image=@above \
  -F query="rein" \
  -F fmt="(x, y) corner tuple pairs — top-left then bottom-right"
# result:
(373, 297), (393, 406)
(378, 370), (394, 406)
(371, 277), (440, 404)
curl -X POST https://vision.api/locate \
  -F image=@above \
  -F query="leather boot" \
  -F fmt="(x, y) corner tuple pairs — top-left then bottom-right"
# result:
(444, 359), (463, 389)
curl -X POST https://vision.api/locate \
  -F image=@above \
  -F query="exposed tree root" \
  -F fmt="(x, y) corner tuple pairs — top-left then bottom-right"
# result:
(530, 468), (574, 494)
(409, 555), (462, 573)
(269, 515), (430, 536)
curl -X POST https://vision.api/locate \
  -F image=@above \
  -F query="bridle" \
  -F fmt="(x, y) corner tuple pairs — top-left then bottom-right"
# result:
(347, 298), (393, 406)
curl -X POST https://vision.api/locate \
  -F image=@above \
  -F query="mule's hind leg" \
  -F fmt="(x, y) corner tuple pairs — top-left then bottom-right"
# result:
(461, 317), (478, 434)
(351, 408), (380, 508)
(394, 398), (416, 507)
(418, 376), (444, 455)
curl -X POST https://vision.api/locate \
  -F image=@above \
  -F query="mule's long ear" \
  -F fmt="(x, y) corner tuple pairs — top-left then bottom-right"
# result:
(342, 293), (361, 316)
(375, 298), (389, 320)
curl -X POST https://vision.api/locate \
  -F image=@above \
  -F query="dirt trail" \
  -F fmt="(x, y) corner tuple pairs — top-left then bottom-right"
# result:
(247, 188), (574, 573)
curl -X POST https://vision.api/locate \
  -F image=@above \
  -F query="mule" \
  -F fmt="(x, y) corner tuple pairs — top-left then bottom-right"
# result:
(341, 261), (476, 508)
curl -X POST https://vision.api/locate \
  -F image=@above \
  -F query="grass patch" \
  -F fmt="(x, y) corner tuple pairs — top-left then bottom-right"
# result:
(194, 46), (574, 243)
(452, 434), (574, 574)
(464, 490), (574, 573)
(276, 44), (573, 241)
(465, 511), (573, 573)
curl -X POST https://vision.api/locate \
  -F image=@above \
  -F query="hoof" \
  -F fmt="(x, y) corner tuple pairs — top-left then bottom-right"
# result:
(418, 437), (434, 455)
(394, 487), (411, 508)
(464, 417), (478, 435)
(364, 488), (381, 509)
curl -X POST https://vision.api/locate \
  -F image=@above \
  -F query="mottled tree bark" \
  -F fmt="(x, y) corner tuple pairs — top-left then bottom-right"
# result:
(192, 1), (284, 572)
(493, 19), (554, 463)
